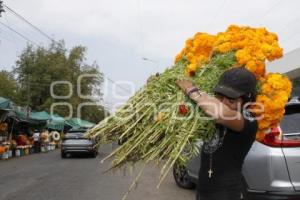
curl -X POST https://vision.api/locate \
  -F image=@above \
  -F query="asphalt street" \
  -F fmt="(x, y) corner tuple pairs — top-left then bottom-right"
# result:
(0, 144), (194, 200)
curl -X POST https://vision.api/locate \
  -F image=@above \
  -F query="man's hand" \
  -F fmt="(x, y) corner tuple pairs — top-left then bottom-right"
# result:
(176, 79), (194, 93)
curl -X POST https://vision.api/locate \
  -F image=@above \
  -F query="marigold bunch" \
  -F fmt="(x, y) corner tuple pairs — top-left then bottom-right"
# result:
(175, 33), (216, 76)
(217, 25), (283, 79)
(254, 73), (292, 140)
(175, 25), (290, 138)
(176, 25), (283, 79)
(0, 123), (8, 131)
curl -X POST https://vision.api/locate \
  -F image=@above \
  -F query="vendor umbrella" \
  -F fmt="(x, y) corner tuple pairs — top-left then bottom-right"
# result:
(47, 114), (65, 131)
(0, 97), (13, 110)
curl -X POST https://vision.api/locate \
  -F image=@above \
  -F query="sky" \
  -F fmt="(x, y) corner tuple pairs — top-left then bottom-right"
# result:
(1, 0), (300, 111)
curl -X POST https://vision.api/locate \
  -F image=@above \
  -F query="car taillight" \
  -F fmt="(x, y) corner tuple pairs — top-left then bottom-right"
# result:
(261, 127), (282, 147)
(261, 127), (300, 147)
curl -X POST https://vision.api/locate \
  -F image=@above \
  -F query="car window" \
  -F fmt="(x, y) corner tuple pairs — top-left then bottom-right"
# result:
(67, 128), (88, 133)
(64, 139), (92, 144)
(66, 132), (83, 136)
(64, 133), (86, 140)
(280, 105), (300, 134)
(67, 130), (86, 133)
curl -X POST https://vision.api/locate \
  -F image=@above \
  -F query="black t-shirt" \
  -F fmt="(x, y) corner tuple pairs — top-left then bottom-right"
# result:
(198, 110), (258, 194)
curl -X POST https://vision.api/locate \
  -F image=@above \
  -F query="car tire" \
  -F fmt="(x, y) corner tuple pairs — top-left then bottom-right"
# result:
(241, 176), (251, 200)
(173, 164), (196, 189)
(91, 151), (97, 158)
(61, 152), (67, 158)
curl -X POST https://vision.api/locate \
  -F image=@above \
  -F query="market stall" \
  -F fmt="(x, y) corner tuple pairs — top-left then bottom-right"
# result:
(1, 97), (95, 160)
(66, 117), (95, 129)
(0, 105), (56, 160)
(0, 97), (14, 159)
(47, 114), (65, 131)
(0, 120), (10, 159)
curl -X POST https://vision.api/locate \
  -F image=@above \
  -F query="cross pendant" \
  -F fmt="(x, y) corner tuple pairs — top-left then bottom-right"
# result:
(208, 169), (213, 178)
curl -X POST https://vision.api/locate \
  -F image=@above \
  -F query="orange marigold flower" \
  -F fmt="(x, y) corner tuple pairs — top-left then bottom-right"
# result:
(255, 73), (292, 132)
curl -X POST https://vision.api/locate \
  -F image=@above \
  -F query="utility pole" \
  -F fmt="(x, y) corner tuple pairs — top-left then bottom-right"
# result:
(26, 76), (31, 118)
(0, 1), (5, 17)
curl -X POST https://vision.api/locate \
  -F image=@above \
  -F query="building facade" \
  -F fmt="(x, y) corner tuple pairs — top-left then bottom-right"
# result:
(267, 48), (300, 97)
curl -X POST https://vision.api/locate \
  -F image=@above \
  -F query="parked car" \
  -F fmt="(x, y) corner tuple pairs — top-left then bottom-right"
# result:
(61, 129), (98, 158)
(173, 97), (300, 200)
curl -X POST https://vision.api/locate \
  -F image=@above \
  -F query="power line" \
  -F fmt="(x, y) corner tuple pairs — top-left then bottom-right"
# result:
(3, 4), (56, 43)
(0, 29), (18, 46)
(1, 4), (131, 96)
(104, 76), (133, 94)
(280, 32), (300, 45)
(0, 21), (38, 45)
(3, 14), (19, 50)
(257, 0), (283, 26)
(248, 0), (283, 26)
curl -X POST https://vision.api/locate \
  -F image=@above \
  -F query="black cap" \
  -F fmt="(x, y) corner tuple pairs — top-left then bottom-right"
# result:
(213, 67), (256, 99)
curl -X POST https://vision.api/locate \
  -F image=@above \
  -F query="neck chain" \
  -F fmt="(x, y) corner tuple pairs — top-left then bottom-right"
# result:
(208, 127), (227, 178)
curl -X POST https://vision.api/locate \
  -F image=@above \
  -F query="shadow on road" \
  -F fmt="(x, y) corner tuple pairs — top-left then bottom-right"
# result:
(63, 153), (98, 159)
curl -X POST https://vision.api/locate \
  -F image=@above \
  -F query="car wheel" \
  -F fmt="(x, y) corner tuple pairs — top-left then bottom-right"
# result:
(91, 151), (98, 158)
(241, 176), (251, 200)
(173, 164), (196, 189)
(61, 152), (66, 158)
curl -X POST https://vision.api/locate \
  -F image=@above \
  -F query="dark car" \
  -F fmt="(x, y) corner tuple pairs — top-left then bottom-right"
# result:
(67, 127), (89, 133)
(61, 129), (98, 158)
(63, 128), (89, 140)
(173, 97), (300, 200)
(64, 132), (85, 140)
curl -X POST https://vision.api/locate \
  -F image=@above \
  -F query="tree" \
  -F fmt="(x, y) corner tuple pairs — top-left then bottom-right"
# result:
(0, 70), (20, 103)
(14, 41), (107, 123)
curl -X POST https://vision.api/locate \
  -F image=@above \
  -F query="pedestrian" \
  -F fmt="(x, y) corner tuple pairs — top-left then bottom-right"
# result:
(176, 67), (258, 200)
(33, 130), (41, 153)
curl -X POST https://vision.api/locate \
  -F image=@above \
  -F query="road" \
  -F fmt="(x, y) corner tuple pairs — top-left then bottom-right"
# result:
(0, 144), (194, 200)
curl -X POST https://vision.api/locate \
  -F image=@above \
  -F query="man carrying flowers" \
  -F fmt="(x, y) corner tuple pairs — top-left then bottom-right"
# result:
(177, 67), (258, 200)
(87, 26), (291, 200)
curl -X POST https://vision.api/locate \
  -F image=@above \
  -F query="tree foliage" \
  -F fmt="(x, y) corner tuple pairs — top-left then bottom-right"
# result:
(0, 70), (20, 103)
(13, 41), (107, 123)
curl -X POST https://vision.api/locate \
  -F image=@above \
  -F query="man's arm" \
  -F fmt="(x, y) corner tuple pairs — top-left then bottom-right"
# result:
(190, 91), (245, 132)
(176, 80), (245, 132)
